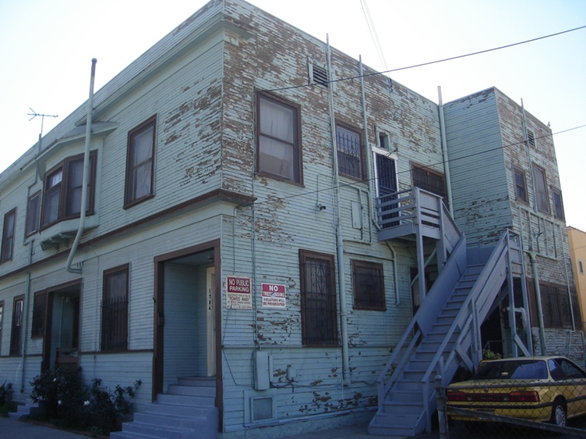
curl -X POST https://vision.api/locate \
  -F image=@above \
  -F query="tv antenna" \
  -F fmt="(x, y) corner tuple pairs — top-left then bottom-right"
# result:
(28, 108), (58, 152)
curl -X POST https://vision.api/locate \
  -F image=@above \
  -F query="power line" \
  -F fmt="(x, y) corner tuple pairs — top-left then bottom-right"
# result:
(250, 123), (586, 207)
(261, 24), (586, 94)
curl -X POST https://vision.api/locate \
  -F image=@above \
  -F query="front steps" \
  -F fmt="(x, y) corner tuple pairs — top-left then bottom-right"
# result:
(112, 377), (218, 439)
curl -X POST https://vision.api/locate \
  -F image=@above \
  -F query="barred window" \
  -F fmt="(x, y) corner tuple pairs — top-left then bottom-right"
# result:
(300, 250), (338, 346)
(101, 265), (129, 351)
(412, 163), (447, 203)
(336, 125), (363, 180)
(32, 291), (46, 338)
(352, 260), (386, 310)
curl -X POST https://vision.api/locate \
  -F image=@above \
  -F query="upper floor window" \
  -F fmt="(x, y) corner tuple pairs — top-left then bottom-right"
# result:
(10, 296), (24, 356)
(1, 208), (16, 263)
(299, 250), (338, 346)
(26, 191), (41, 236)
(533, 165), (549, 214)
(352, 260), (386, 311)
(579, 260), (584, 275)
(257, 94), (301, 184)
(101, 264), (129, 352)
(125, 116), (156, 207)
(412, 163), (447, 202)
(552, 189), (564, 220)
(41, 151), (97, 228)
(513, 168), (528, 203)
(0, 301), (3, 353)
(336, 125), (363, 180)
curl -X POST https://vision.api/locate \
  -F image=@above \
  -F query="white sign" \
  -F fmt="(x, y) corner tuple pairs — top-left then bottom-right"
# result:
(261, 283), (286, 309)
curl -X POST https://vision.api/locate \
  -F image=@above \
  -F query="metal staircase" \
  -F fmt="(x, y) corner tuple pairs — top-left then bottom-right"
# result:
(111, 377), (218, 439)
(370, 188), (526, 437)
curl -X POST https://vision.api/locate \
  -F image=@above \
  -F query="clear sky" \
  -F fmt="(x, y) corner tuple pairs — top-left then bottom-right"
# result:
(1, 0), (585, 231)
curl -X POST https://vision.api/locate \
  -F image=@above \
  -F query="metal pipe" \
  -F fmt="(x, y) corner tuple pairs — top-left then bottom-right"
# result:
(326, 36), (350, 386)
(67, 59), (97, 274)
(528, 251), (547, 355)
(437, 87), (454, 216)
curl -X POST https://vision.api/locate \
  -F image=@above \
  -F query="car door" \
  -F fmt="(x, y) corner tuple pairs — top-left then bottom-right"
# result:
(555, 358), (586, 418)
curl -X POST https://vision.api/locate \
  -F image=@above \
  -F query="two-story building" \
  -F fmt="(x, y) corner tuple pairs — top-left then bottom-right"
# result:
(0, 0), (578, 437)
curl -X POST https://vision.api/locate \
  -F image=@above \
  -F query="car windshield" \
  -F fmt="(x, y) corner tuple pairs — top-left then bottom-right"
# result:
(473, 360), (548, 380)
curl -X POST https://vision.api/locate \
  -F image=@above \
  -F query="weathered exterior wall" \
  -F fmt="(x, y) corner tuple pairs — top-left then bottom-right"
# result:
(443, 88), (512, 242)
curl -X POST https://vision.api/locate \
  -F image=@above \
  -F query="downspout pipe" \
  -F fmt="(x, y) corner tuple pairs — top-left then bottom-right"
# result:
(67, 58), (97, 274)
(528, 251), (547, 355)
(326, 36), (350, 386)
(437, 87), (453, 216)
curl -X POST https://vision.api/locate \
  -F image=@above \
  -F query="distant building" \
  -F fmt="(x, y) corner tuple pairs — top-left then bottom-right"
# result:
(0, 0), (578, 437)
(569, 227), (586, 333)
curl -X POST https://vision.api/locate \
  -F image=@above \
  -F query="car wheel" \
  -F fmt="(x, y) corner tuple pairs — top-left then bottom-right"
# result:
(550, 400), (567, 427)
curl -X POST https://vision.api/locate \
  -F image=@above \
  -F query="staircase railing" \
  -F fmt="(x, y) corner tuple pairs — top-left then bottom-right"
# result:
(376, 233), (467, 406)
(418, 229), (521, 432)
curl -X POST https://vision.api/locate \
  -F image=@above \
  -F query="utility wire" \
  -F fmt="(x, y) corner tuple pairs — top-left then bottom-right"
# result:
(251, 123), (586, 207)
(260, 24), (586, 93)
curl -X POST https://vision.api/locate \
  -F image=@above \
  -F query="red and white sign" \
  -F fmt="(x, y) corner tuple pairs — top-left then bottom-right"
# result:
(226, 276), (252, 309)
(261, 283), (286, 309)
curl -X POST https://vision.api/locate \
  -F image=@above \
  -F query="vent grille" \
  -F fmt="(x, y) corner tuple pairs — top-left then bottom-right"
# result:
(312, 64), (329, 88)
(527, 129), (535, 147)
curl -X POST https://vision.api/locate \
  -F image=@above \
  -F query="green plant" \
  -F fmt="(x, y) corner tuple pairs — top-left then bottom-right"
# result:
(30, 367), (141, 433)
(482, 349), (502, 360)
(0, 381), (16, 417)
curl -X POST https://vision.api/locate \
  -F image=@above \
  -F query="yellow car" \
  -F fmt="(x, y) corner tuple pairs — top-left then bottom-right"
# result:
(446, 356), (586, 427)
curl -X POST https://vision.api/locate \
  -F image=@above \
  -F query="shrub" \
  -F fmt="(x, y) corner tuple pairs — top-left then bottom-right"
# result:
(30, 367), (141, 433)
(0, 381), (16, 417)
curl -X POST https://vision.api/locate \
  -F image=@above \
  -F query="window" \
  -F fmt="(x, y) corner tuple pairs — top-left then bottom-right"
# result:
(412, 163), (447, 201)
(10, 296), (24, 356)
(336, 125), (363, 180)
(125, 116), (156, 207)
(540, 284), (579, 329)
(26, 191), (41, 236)
(101, 264), (129, 351)
(31, 291), (46, 338)
(41, 151), (97, 228)
(1, 208), (16, 263)
(352, 260), (385, 310)
(552, 189), (564, 220)
(579, 260), (584, 275)
(257, 94), (301, 183)
(533, 165), (549, 213)
(378, 132), (390, 150)
(0, 301), (4, 353)
(299, 250), (338, 346)
(513, 168), (527, 203)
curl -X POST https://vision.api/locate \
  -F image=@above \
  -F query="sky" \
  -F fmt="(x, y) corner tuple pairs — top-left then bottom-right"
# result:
(0, 0), (585, 231)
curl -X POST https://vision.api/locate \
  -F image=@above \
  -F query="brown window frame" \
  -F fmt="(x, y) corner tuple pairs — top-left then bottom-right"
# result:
(299, 250), (338, 347)
(336, 123), (364, 181)
(533, 164), (550, 214)
(352, 260), (386, 311)
(513, 168), (528, 203)
(31, 291), (46, 339)
(411, 163), (447, 203)
(1, 208), (16, 264)
(25, 191), (41, 237)
(552, 189), (565, 220)
(0, 300), (4, 354)
(101, 264), (129, 352)
(41, 151), (97, 229)
(9, 295), (24, 356)
(256, 93), (303, 185)
(124, 116), (157, 208)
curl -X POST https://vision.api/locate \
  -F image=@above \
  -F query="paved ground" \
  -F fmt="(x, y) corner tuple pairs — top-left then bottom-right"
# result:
(0, 415), (442, 439)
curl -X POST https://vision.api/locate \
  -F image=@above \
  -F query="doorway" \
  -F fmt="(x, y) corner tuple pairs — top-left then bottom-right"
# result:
(153, 242), (220, 398)
(41, 281), (81, 372)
